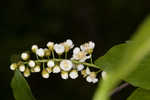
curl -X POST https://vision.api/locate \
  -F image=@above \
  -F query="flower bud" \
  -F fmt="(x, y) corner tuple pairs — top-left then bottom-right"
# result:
(61, 71), (68, 80)
(69, 70), (78, 79)
(42, 69), (49, 78)
(34, 65), (41, 72)
(31, 45), (38, 53)
(10, 63), (18, 70)
(28, 60), (36, 68)
(21, 52), (29, 60)
(24, 67), (30, 77)
(19, 64), (25, 72)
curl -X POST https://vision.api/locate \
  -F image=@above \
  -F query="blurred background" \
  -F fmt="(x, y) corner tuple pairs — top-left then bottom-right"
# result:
(0, 0), (150, 100)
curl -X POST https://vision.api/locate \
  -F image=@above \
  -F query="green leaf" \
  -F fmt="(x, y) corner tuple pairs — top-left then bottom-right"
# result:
(11, 70), (36, 100)
(93, 15), (150, 100)
(95, 43), (150, 89)
(127, 88), (150, 100)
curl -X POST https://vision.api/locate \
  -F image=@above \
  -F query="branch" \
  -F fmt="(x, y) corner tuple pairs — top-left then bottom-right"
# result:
(110, 83), (130, 96)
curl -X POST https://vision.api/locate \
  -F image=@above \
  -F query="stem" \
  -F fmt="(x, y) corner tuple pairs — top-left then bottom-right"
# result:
(96, 70), (102, 74)
(42, 62), (45, 69)
(110, 83), (130, 96)
(36, 55), (39, 60)
(65, 52), (67, 59)
(52, 50), (55, 59)
(48, 56), (50, 59)
(90, 55), (93, 64)
(59, 55), (61, 59)
(23, 58), (101, 69)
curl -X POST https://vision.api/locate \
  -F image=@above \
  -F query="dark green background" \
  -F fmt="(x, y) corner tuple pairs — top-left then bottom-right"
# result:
(0, 0), (150, 100)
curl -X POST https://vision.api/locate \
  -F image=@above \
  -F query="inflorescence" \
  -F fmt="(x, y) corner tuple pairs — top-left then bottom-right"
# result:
(10, 39), (101, 83)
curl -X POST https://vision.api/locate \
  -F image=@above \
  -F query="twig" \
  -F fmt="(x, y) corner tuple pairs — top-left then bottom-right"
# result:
(110, 83), (130, 96)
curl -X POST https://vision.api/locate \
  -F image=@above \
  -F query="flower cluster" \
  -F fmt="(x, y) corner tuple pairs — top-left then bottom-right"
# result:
(10, 39), (100, 83)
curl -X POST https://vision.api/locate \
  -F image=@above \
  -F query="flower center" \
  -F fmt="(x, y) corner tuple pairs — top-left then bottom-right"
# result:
(77, 51), (86, 59)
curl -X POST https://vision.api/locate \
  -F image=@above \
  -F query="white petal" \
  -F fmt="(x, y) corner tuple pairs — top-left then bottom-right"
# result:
(54, 44), (65, 54)
(80, 45), (85, 51)
(92, 78), (98, 83)
(53, 66), (61, 73)
(69, 70), (78, 79)
(73, 47), (80, 54)
(66, 39), (73, 46)
(86, 76), (92, 83)
(47, 60), (55, 67)
(47, 42), (54, 48)
(86, 67), (91, 75)
(86, 55), (91, 59)
(36, 48), (45, 57)
(77, 64), (84, 71)
(89, 41), (95, 49)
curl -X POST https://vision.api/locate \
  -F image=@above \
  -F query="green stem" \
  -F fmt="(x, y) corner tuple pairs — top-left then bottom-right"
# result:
(52, 50), (55, 59)
(42, 62), (45, 69)
(23, 58), (101, 69)
(36, 55), (39, 60)
(96, 70), (102, 74)
(90, 55), (93, 64)
(59, 55), (61, 59)
(65, 52), (67, 59)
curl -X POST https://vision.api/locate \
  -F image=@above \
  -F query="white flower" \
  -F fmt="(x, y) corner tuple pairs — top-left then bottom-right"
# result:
(69, 70), (78, 79)
(21, 52), (29, 60)
(62, 39), (74, 52)
(61, 71), (69, 80)
(60, 60), (73, 71)
(54, 44), (65, 55)
(72, 47), (91, 62)
(19, 65), (25, 72)
(86, 72), (98, 83)
(31, 45), (38, 53)
(28, 60), (35, 68)
(47, 42), (54, 50)
(24, 67), (30, 77)
(10, 63), (17, 70)
(47, 60), (55, 68)
(53, 65), (61, 73)
(36, 48), (45, 57)
(77, 64), (84, 71)
(101, 71), (107, 80)
(80, 41), (95, 54)
(34, 65), (41, 72)
(42, 69), (49, 78)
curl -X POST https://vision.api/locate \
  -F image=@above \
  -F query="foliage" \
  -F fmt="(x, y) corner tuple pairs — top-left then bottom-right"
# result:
(94, 15), (150, 100)
(11, 70), (36, 100)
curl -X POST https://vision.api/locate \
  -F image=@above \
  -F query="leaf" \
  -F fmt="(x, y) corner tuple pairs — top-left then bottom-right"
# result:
(95, 43), (150, 89)
(93, 15), (150, 100)
(11, 70), (36, 100)
(127, 88), (150, 100)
